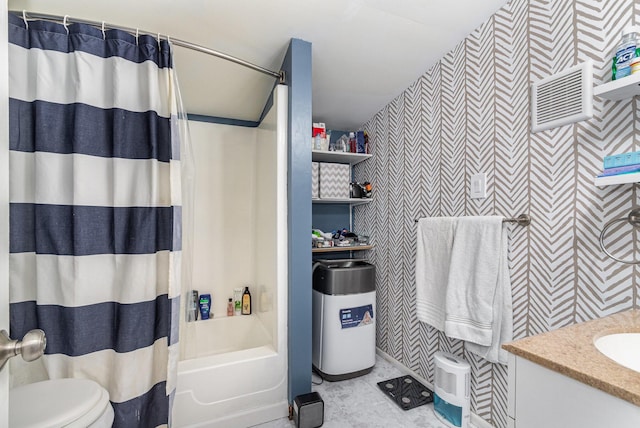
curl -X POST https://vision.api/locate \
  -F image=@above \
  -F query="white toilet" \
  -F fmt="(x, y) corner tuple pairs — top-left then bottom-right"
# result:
(10, 378), (114, 427)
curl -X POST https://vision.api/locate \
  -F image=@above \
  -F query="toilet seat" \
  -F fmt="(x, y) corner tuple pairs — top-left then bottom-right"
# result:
(10, 378), (114, 428)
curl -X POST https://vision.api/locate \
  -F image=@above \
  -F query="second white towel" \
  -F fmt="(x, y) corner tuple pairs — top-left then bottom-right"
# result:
(444, 216), (513, 364)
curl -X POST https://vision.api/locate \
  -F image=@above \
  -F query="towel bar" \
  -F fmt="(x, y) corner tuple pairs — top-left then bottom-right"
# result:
(599, 208), (640, 264)
(413, 214), (531, 226)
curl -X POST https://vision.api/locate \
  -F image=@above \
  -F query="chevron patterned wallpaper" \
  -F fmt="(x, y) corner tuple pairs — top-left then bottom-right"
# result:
(353, 0), (640, 426)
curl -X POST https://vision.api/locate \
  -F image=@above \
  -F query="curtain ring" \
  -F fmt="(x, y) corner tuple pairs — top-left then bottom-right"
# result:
(135, 28), (139, 45)
(63, 15), (70, 34)
(101, 21), (106, 40)
(22, 10), (29, 29)
(599, 208), (640, 264)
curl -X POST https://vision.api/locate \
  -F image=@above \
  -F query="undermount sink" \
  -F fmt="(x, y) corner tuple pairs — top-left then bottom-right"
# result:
(594, 333), (640, 373)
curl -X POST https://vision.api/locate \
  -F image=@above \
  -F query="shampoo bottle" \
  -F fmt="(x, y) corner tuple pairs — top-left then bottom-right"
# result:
(199, 294), (211, 320)
(242, 286), (252, 315)
(227, 298), (234, 316)
(233, 288), (242, 315)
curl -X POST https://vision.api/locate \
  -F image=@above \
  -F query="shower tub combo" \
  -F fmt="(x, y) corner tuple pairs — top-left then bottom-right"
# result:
(173, 85), (288, 427)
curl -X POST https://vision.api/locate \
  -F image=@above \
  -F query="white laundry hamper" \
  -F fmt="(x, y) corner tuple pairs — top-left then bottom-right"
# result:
(433, 351), (470, 428)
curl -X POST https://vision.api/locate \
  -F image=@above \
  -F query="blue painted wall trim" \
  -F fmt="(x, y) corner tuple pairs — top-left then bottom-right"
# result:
(258, 89), (276, 124)
(283, 38), (312, 403)
(186, 114), (259, 128)
(312, 204), (350, 233)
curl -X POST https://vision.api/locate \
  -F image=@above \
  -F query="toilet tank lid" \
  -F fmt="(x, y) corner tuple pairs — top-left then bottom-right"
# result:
(10, 378), (109, 428)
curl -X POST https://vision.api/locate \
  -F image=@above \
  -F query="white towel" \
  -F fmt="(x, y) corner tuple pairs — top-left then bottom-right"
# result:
(444, 216), (513, 364)
(415, 217), (457, 331)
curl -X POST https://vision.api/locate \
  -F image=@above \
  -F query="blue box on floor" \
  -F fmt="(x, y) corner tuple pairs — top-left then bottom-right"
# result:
(293, 392), (324, 428)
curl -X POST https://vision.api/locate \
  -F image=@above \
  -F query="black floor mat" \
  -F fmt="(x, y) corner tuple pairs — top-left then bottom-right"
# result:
(377, 375), (434, 411)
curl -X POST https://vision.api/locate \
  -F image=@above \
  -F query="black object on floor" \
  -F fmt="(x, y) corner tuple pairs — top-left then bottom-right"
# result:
(293, 392), (324, 428)
(377, 375), (434, 411)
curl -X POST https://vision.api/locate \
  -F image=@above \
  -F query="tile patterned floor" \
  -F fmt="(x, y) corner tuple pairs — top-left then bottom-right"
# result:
(253, 355), (456, 428)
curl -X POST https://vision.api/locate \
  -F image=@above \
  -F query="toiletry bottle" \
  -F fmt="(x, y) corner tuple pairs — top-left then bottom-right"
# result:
(339, 135), (348, 152)
(199, 294), (211, 320)
(614, 26), (639, 80)
(356, 130), (365, 153)
(227, 298), (234, 316)
(187, 290), (199, 321)
(233, 288), (242, 315)
(242, 286), (252, 315)
(348, 132), (357, 153)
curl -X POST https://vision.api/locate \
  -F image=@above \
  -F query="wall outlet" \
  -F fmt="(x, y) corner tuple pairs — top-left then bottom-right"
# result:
(470, 173), (487, 199)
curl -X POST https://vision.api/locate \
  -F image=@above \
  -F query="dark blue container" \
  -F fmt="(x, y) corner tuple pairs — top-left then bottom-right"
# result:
(356, 131), (365, 153)
(199, 294), (211, 320)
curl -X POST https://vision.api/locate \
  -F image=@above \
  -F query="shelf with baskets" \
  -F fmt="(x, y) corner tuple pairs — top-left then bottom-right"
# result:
(311, 148), (372, 254)
(311, 150), (372, 204)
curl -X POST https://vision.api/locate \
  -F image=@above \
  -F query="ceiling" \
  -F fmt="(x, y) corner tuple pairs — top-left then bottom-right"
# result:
(9, 0), (509, 130)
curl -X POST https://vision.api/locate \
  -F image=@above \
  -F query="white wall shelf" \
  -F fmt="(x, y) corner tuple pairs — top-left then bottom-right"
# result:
(312, 150), (371, 165)
(593, 73), (640, 100)
(594, 172), (640, 187)
(312, 197), (371, 206)
(593, 75), (640, 187)
(312, 245), (374, 253)
(311, 144), (372, 257)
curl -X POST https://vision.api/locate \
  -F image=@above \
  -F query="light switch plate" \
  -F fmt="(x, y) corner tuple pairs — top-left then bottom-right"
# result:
(470, 173), (487, 199)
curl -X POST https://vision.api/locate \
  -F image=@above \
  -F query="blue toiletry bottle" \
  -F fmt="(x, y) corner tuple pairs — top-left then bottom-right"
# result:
(356, 130), (365, 153)
(199, 294), (211, 320)
(614, 26), (639, 79)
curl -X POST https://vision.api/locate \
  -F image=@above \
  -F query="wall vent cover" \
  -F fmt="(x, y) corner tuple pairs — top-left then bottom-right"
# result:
(531, 60), (593, 133)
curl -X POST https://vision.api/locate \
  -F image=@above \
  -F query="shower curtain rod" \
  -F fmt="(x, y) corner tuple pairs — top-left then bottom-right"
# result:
(10, 10), (286, 84)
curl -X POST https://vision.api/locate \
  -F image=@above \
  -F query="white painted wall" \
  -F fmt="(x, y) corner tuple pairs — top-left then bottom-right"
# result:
(184, 111), (283, 358)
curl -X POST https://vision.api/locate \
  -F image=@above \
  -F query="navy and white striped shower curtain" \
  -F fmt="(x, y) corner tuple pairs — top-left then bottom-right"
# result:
(8, 13), (186, 427)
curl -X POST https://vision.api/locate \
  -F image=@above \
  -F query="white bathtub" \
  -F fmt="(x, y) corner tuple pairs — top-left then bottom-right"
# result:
(173, 315), (288, 428)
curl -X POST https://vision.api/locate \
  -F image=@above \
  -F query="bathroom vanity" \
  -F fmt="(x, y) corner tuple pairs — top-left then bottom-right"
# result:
(503, 310), (640, 428)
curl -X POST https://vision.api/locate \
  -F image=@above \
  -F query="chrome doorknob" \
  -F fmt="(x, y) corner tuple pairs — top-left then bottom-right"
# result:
(0, 329), (46, 371)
